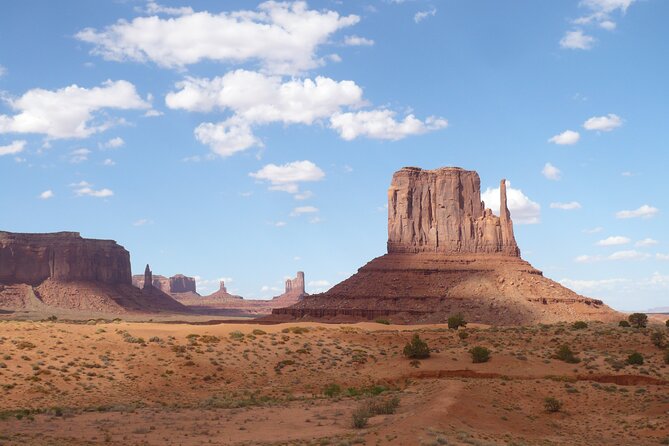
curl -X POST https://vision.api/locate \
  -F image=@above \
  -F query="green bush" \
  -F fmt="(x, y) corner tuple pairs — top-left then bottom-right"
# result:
(458, 331), (469, 340)
(572, 321), (588, 330)
(544, 397), (562, 413)
(447, 314), (467, 330)
(323, 383), (342, 398)
(365, 396), (400, 415)
(375, 319), (390, 325)
(666, 319), (669, 328)
(618, 320), (630, 328)
(664, 350), (669, 365)
(229, 331), (244, 340)
(252, 329), (266, 335)
(555, 345), (580, 363)
(628, 313), (648, 329)
(352, 407), (369, 428)
(403, 334), (430, 359)
(651, 331), (665, 349)
(626, 352), (644, 365)
(469, 346), (491, 363)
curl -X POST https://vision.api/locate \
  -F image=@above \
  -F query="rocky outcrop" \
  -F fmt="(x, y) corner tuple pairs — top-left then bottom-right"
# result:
(0, 231), (131, 285)
(143, 264), (153, 290)
(387, 167), (519, 257)
(169, 274), (197, 294)
(270, 166), (619, 325)
(279, 272), (305, 299)
(0, 231), (188, 315)
(133, 273), (198, 296)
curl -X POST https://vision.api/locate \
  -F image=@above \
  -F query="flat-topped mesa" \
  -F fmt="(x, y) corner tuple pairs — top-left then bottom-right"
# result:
(285, 271), (305, 295)
(387, 167), (520, 257)
(0, 231), (132, 285)
(170, 274), (197, 294)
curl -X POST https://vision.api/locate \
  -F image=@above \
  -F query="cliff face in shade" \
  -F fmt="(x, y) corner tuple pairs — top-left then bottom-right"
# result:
(169, 274), (197, 293)
(387, 167), (520, 257)
(0, 231), (131, 285)
(132, 273), (199, 296)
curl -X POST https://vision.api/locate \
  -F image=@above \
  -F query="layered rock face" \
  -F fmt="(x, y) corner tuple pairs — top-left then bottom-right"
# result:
(271, 167), (618, 325)
(0, 231), (187, 314)
(387, 167), (519, 256)
(132, 273), (198, 296)
(0, 231), (131, 285)
(169, 274), (197, 293)
(283, 272), (305, 296)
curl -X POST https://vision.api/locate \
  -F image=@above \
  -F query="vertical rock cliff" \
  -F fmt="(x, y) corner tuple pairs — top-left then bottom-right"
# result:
(387, 167), (519, 256)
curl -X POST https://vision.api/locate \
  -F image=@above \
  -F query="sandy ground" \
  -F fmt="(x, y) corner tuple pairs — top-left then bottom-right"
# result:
(0, 319), (667, 445)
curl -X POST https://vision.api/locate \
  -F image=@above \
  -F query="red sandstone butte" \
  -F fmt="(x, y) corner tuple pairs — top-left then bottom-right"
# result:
(271, 167), (619, 325)
(0, 231), (187, 314)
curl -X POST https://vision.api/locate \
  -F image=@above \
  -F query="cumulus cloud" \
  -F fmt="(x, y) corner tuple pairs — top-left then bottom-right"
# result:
(194, 120), (262, 157)
(608, 250), (650, 261)
(548, 130), (580, 145)
(39, 190), (54, 200)
(560, 30), (595, 50)
(542, 162), (561, 180)
(308, 279), (331, 292)
(616, 204), (658, 219)
(69, 148), (91, 164)
(657, 253), (669, 261)
(414, 8), (436, 23)
(330, 110), (447, 141)
(0, 80), (149, 139)
(0, 65), (6, 77)
(144, 1), (193, 16)
(583, 113), (622, 132)
(575, 254), (603, 263)
(250, 160), (325, 195)
(584, 226), (604, 234)
(76, 1), (360, 74)
(481, 182), (541, 225)
(596, 235), (630, 246)
(344, 35), (374, 46)
(559, 277), (628, 293)
(290, 206), (319, 216)
(635, 238), (658, 247)
(103, 158), (116, 166)
(101, 136), (124, 149)
(71, 181), (114, 198)
(0, 140), (26, 156)
(574, 0), (636, 29)
(550, 201), (582, 210)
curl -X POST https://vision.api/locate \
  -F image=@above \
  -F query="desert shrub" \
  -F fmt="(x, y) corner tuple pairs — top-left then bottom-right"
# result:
(252, 329), (266, 335)
(351, 407), (369, 428)
(469, 346), (491, 363)
(229, 331), (244, 341)
(15, 341), (36, 350)
(200, 335), (220, 344)
(46, 315), (57, 322)
(572, 321), (588, 330)
(447, 314), (467, 330)
(628, 313), (648, 329)
(555, 345), (580, 363)
(323, 383), (342, 398)
(664, 350), (669, 365)
(651, 331), (666, 349)
(544, 397), (562, 413)
(375, 319), (390, 325)
(618, 320), (630, 328)
(149, 336), (162, 343)
(282, 326), (309, 334)
(626, 352), (644, 365)
(666, 320), (669, 328)
(458, 331), (469, 340)
(365, 396), (400, 415)
(403, 334), (430, 359)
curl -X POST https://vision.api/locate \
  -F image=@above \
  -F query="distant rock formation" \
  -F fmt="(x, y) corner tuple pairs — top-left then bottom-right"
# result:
(143, 264), (153, 290)
(387, 167), (519, 256)
(0, 231), (187, 314)
(277, 271), (305, 300)
(271, 167), (618, 325)
(133, 273), (198, 296)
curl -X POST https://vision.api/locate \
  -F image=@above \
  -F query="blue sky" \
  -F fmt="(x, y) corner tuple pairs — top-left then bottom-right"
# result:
(1, 0), (667, 310)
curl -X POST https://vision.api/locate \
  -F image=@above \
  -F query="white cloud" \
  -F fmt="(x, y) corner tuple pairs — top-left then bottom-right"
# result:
(657, 253), (669, 261)
(69, 148), (91, 164)
(550, 201), (582, 210)
(101, 136), (124, 149)
(559, 277), (628, 293)
(584, 226), (604, 234)
(596, 235), (630, 246)
(542, 162), (561, 180)
(635, 238), (658, 247)
(330, 110), (447, 141)
(273, 221), (287, 227)
(344, 35), (374, 46)
(621, 171), (633, 177)
(560, 30), (595, 50)
(0, 80), (148, 139)
(39, 190), (54, 200)
(414, 8), (436, 23)
(608, 250), (650, 261)
(76, 1), (360, 75)
(71, 181), (113, 198)
(166, 70), (364, 156)
(583, 113), (622, 132)
(294, 190), (314, 200)
(133, 218), (152, 226)
(308, 279), (331, 292)
(103, 158), (116, 166)
(0, 65), (6, 77)
(145, 1), (193, 16)
(250, 160), (325, 195)
(0, 140), (26, 156)
(616, 204), (658, 219)
(548, 129), (580, 145)
(575, 254), (603, 263)
(599, 20), (616, 30)
(290, 206), (318, 216)
(481, 182), (541, 225)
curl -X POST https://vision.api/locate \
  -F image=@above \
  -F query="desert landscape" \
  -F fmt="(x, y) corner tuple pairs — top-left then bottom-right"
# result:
(2, 1), (669, 445)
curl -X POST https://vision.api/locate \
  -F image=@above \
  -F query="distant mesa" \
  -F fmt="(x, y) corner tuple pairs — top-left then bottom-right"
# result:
(272, 166), (619, 325)
(133, 271), (199, 298)
(0, 231), (187, 315)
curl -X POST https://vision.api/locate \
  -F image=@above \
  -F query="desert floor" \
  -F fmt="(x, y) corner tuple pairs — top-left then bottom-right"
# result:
(0, 318), (667, 446)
